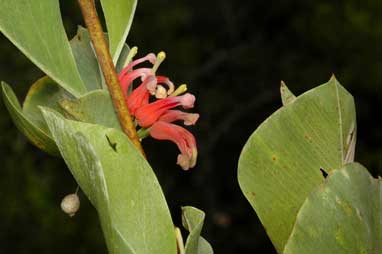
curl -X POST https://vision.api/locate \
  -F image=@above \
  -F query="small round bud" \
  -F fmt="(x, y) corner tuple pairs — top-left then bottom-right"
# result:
(60, 193), (80, 217)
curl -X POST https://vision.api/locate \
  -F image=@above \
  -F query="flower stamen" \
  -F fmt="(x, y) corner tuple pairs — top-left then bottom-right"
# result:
(152, 51), (166, 74)
(122, 46), (138, 68)
(169, 84), (188, 97)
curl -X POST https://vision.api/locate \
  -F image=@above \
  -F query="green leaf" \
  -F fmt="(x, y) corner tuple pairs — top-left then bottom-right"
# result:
(23, 76), (72, 134)
(284, 163), (382, 254)
(280, 81), (296, 106)
(0, 0), (86, 97)
(238, 77), (356, 252)
(182, 206), (213, 254)
(70, 26), (103, 91)
(59, 90), (121, 130)
(42, 109), (177, 254)
(100, 0), (137, 62)
(1, 81), (59, 155)
(197, 238), (214, 254)
(116, 43), (132, 73)
(70, 26), (131, 90)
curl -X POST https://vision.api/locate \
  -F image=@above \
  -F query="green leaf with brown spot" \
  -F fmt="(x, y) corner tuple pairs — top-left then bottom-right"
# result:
(238, 77), (356, 252)
(280, 81), (296, 106)
(284, 163), (382, 254)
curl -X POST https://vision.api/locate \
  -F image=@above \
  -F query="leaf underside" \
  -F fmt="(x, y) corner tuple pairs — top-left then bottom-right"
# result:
(238, 77), (356, 252)
(0, 0), (86, 97)
(100, 0), (137, 62)
(284, 163), (382, 254)
(42, 109), (177, 254)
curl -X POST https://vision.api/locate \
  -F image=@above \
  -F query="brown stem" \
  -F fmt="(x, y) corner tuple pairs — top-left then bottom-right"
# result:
(77, 0), (145, 156)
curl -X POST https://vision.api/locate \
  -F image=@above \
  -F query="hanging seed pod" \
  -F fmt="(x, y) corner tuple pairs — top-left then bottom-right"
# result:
(60, 193), (80, 217)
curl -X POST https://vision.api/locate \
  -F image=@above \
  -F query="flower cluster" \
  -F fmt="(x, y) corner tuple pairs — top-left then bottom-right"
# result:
(118, 47), (199, 170)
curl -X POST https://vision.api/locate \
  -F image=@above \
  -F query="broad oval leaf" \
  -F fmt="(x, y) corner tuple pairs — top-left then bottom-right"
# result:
(238, 77), (356, 252)
(42, 108), (177, 254)
(100, 0), (137, 62)
(182, 206), (213, 254)
(284, 163), (382, 254)
(0, 0), (86, 97)
(1, 80), (61, 155)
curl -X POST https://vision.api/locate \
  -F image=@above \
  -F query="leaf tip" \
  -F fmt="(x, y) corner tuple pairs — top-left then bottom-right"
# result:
(280, 80), (296, 106)
(329, 73), (340, 84)
(1, 81), (11, 93)
(39, 106), (63, 123)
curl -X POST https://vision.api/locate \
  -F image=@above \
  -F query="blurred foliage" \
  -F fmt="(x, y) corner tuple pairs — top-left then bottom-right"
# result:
(0, 0), (381, 253)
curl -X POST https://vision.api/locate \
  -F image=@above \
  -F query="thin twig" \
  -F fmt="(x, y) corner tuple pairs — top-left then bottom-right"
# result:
(77, 0), (145, 156)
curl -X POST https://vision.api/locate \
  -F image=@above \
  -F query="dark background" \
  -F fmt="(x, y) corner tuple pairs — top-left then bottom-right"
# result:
(0, 0), (381, 253)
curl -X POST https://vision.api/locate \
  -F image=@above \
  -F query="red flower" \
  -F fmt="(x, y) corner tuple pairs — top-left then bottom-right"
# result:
(126, 76), (155, 116)
(158, 110), (199, 126)
(135, 93), (195, 127)
(155, 76), (175, 98)
(150, 121), (197, 170)
(118, 48), (199, 170)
